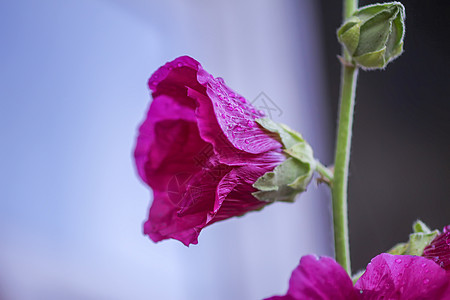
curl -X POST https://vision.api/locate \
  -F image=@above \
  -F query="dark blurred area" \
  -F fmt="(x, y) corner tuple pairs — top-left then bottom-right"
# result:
(318, 0), (450, 271)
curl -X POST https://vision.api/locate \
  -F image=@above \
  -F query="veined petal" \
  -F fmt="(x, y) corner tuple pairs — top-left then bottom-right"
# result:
(356, 253), (450, 299)
(144, 191), (206, 246)
(423, 225), (450, 271)
(196, 67), (282, 154)
(265, 255), (359, 300)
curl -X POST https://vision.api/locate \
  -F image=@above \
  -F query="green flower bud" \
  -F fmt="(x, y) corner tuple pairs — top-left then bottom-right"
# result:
(337, 2), (405, 69)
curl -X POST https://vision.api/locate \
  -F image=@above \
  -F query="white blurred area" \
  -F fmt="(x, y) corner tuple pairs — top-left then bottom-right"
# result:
(0, 0), (333, 299)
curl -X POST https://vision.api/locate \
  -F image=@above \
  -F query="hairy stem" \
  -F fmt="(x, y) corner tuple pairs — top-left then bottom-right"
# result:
(332, 0), (359, 274)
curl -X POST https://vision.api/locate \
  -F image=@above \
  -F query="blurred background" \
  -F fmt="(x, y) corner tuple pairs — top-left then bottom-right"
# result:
(319, 0), (450, 271)
(0, 0), (448, 299)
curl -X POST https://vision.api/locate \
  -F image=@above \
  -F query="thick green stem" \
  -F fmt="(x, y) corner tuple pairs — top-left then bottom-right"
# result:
(330, 0), (359, 276)
(332, 65), (358, 274)
(344, 0), (358, 20)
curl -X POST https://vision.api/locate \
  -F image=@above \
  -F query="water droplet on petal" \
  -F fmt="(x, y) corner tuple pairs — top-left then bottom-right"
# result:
(423, 278), (430, 284)
(177, 62), (183, 67)
(395, 258), (402, 264)
(245, 140), (250, 144)
(421, 263), (427, 268)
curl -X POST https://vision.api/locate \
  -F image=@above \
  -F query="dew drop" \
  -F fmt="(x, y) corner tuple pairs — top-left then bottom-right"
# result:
(177, 62), (183, 67)
(395, 258), (402, 264)
(239, 96), (247, 103)
(421, 263), (427, 268)
(245, 140), (250, 144)
(423, 278), (430, 284)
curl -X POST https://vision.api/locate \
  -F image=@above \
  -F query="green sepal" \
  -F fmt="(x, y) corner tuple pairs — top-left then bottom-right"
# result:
(255, 118), (303, 149)
(253, 118), (317, 202)
(354, 47), (386, 69)
(252, 158), (312, 202)
(337, 19), (361, 55)
(387, 220), (439, 256)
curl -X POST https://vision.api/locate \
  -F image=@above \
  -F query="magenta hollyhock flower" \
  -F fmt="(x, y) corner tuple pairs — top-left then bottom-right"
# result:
(265, 253), (450, 300)
(134, 56), (287, 246)
(424, 225), (450, 271)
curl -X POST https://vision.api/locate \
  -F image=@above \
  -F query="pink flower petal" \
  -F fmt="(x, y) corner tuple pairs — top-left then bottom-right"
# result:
(355, 253), (450, 299)
(135, 56), (287, 245)
(197, 66), (282, 154)
(265, 255), (359, 300)
(144, 191), (205, 246)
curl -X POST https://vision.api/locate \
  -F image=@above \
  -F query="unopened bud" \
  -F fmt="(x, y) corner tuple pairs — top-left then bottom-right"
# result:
(338, 2), (405, 69)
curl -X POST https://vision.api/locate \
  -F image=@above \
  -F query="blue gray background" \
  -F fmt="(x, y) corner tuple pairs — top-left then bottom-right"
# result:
(1, 1), (332, 299)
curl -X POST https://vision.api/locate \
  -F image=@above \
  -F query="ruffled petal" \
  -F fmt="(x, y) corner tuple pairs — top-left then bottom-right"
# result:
(265, 255), (359, 300)
(356, 253), (450, 299)
(136, 56), (288, 246)
(134, 95), (203, 185)
(148, 56), (202, 97)
(144, 191), (205, 246)
(212, 152), (285, 222)
(196, 66), (282, 154)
